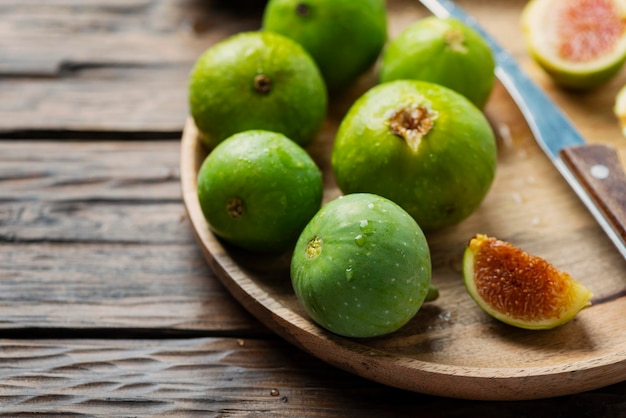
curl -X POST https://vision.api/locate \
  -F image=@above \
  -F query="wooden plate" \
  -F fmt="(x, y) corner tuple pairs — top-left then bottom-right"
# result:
(180, 78), (626, 399)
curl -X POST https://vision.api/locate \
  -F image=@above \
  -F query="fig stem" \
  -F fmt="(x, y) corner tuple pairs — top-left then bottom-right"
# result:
(425, 284), (439, 302)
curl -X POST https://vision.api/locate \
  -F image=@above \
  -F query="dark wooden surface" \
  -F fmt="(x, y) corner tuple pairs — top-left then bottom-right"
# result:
(1, 0), (625, 415)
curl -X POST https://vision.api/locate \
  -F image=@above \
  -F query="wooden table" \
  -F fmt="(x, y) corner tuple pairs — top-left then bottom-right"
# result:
(1, 0), (625, 415)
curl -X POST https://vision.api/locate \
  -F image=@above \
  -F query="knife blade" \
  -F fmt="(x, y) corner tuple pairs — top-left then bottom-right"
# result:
(419, 0), (626, 259)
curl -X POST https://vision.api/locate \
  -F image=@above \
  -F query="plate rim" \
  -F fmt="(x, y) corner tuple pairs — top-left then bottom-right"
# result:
(180, 117), (626, 400)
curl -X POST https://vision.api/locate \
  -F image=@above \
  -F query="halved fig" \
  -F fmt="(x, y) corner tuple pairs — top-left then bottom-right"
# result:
(521, 0), (626, 89)
(463, 234), (593, 330)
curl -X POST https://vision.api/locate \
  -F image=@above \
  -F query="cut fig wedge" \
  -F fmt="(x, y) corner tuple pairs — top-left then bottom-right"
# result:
(463, 234), (593, 330)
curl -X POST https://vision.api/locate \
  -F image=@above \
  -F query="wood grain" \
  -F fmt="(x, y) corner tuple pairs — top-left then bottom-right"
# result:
(0, 0), (264, 134)
(0, 338), (624, 417)
(0, 140), (263, 334)
(2, 0), (624, 144)
(0, 0), (625, 411)
(0, 242), (266, 333)
(560, 144), (626, 245)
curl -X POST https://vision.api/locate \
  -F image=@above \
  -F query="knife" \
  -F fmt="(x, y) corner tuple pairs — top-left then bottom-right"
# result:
(418, 0), (626, 259)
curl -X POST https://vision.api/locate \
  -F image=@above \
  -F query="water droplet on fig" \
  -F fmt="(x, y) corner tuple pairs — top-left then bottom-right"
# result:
(354, 234), (366, 246)
(359, 219), (374, 235)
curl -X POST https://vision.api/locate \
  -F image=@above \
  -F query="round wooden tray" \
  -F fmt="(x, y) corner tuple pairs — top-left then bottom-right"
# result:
(180, 108), (626, 400)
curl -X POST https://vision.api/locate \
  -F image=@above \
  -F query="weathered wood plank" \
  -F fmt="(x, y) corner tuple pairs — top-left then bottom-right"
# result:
(0, 0), (264, 133)
(0, 139), (264, 333)
(0, 140), (185, 242)
(0, 0), (623, 408)
(0, 0), (265, 74)
(0, 242), (264, 333)
(0, 338), (624, 416)
(1, 200), (188, 244)
(0, 140), (180, 201)
(0, 66), (191, 134)
(2, 0), (626, 140)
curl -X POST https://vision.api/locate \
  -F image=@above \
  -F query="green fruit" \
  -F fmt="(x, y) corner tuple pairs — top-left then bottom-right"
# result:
(463, 234), (593, 330)
(521, 0), (626, 89)
(262, 0), (387, 91)
(291, 193), (432, 338)
(332, 80), (497, 231)
(189, 31), (327, 149)
(380, 16), (496, 109)
(197, 130), (323, 253)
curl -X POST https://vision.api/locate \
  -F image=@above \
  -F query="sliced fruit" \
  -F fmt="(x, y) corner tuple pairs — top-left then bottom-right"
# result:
(463, 234), (593, 330)
(614, 83), (626, 137)
(521, 0), (626, 89)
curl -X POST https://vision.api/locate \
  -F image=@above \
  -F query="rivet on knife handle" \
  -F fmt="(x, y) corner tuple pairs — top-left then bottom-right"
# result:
(560, 145), (626, 244)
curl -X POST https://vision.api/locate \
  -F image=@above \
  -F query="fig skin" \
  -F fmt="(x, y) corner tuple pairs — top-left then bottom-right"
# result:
(197, 130), (323, 253)
(463, 234), (593, 330)
(262, 0), (388, 91)
(188, 31), (327, 149)
(331, 80), (497, 231)
(290, 193), (432, 338)
(380, 16), (496, 109)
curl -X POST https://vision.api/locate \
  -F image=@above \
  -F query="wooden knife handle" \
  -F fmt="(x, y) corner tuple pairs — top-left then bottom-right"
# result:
(560, 144), (626, 243)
